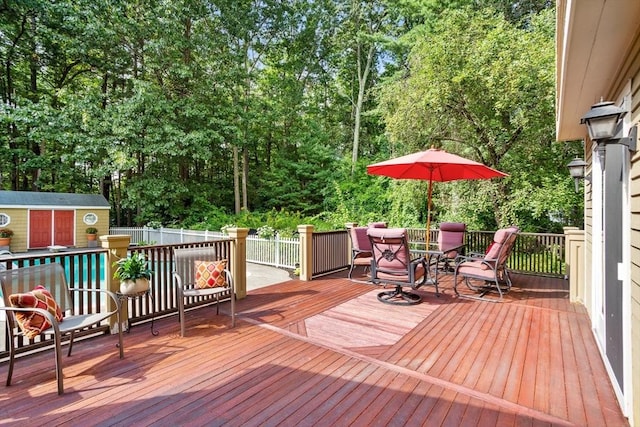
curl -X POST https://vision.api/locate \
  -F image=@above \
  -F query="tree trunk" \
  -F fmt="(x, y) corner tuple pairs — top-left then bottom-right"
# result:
(242, 146), (249, 210)
(233, 145), (240, 214)
(351, 41), (375, 173)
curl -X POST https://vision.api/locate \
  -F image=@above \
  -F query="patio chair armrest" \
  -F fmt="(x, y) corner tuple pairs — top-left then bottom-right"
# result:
(353, 248), (372, 256)
(0, 305), (62, 335)
(454, 255), (497, 271)
(443, 243), (466, 254)
(69, 288), (121, 314)
(454, 254), (470, 264)
(454, 254), (490, 265)
(422, 250), (443, 265)
(173, 271), (185, 290)
(172, 270), (234, 292)
(224, 269), (234, 291)
(409, 256), (427, 270)
(70, 288), (120, 303)
(465, 251), (485, 258)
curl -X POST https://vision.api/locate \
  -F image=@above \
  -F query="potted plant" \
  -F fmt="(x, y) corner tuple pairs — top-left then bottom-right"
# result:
(0, 228), (13, 246)
(86, 227), (98, 241)
(113, 252), (152, 295)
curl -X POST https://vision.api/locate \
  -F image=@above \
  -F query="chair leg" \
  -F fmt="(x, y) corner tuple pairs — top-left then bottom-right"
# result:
(178, 295), (186, 337)
(67, 331), (75, 357)
(54, 331), (64, 395)
(377, 285), (422, 305)
(5, 329), (15, 387)
(116, 300), (124, 358)
(348, 262), (356, 279)
(230, 290), (236, 328)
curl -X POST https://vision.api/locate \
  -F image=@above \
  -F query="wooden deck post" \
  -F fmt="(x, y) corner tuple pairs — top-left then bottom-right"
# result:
(563, 227), (585, 303)
(345, 222), (357, 262)
(100, 234), (131, 333)
(298, 225), (314, 281)
(227, 227), (248, 299)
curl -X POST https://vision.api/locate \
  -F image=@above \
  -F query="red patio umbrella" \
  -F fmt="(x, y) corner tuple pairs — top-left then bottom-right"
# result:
(367, 148), (508, 247)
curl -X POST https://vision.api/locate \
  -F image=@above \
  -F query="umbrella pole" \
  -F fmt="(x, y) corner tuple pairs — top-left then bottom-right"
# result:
(426, 179), (433, 249)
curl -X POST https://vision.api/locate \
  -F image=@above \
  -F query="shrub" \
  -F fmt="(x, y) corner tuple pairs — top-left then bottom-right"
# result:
(0, 228), (14, 238)
(257, 225), (276, 239)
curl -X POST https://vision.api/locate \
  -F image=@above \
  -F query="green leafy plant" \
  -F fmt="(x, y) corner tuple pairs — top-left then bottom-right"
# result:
(113, 252), (152, 281)
(0, 228), (14, 238)
(257, 225), (275, 239)
(85, 227), (98, 234)
(146, 221), (162, 229)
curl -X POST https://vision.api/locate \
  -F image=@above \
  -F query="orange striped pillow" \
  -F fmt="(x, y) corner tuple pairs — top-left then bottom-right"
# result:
(195, 260), (228, 289)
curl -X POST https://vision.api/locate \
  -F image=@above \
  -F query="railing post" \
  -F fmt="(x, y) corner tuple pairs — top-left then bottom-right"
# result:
(100, 234), (131, 333)
(298, 225), (314, 281)
(345, 222), (357, 267)
(227, 228), (248, 299)
(564, 227), (585, 303)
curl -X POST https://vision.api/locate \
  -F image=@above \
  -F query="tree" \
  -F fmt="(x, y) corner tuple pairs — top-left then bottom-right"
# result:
(377, 8), (573, 230)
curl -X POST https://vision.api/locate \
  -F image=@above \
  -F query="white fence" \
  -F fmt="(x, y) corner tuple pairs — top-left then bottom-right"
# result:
(246, 235), (299, 269)
(109, 227), (299, 269)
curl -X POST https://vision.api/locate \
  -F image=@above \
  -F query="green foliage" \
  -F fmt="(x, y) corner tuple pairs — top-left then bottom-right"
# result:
(0, 229), (14, 238)
(257, 225), (276, 239)
(0, 1), (572, 234)
(113, 252), (152, 281)
(377, 7), (563, 231)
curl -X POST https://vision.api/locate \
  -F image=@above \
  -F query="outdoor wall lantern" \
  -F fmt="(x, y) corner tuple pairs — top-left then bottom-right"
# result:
(567, 157), (588, 192)
(580, 100), (638, 156)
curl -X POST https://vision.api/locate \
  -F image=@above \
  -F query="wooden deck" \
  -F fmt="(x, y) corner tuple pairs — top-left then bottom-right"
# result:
(0, 272), (628, 426)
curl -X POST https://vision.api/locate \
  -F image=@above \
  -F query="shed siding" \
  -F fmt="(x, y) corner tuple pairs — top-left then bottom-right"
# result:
(75, 208), (110, 247)
(0, 208), (28, 252)
(0, 192), (110, 253)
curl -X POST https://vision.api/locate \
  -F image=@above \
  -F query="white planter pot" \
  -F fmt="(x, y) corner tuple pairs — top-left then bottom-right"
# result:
(119, 278), (150, 295)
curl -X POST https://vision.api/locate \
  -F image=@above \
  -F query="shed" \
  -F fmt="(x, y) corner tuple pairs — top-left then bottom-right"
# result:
(0, 191), (110, 252)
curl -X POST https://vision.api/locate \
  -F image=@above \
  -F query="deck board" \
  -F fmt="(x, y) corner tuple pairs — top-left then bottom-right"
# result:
(0, 272), (629, 426)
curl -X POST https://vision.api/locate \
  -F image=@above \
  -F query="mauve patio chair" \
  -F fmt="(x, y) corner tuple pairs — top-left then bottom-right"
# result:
(453, 226), (519, 301)
(368, 227), (435, 305)
(436, 222), (466, 273)
(348, 226), (373, 281)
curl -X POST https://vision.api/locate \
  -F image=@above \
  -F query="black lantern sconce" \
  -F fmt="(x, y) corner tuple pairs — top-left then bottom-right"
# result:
(580, 101), (637, 156)
(567, 157), (588, 192)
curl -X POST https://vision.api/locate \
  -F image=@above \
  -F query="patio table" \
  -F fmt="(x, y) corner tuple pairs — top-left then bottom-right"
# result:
(413, 242), (466, 285)
(116, 289), (159, 337)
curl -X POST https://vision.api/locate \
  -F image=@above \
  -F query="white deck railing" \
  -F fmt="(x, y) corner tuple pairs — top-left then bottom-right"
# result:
(110, 227), (299, 269)
(246, 235), (299, 269)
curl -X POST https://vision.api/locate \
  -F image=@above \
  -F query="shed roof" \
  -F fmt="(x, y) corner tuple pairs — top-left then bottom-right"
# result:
(0, 191), (110, 209)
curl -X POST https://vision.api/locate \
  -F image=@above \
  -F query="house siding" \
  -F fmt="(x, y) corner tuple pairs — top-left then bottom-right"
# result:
(557, 2), (640, 423)
(630, 60), (640, 426)
(584, 143), (594, 313)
